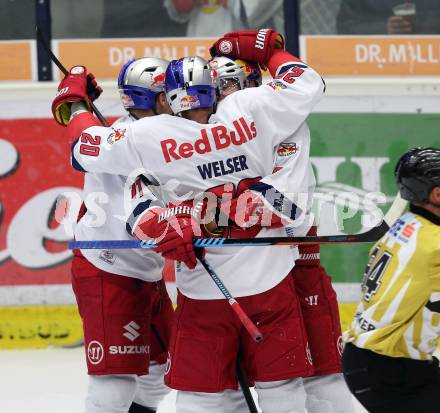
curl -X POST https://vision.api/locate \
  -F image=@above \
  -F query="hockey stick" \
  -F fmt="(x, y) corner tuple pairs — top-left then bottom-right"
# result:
(195, 248), (263, 343)
(35, 26), (110, 127)
(236, 348), (259, 413)
(69, 194), (407, 250)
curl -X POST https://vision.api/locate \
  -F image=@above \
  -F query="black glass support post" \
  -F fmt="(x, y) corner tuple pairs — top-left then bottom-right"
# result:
(284, 0), (300, 57)
(35, 0), (52, 81)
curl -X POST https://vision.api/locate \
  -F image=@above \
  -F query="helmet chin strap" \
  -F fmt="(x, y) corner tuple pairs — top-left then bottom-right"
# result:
(152, 95), (160, 116)
(129, 110), (139, 120)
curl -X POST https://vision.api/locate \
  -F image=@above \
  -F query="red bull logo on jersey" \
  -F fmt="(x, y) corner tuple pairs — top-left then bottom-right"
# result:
(277, 143), (298, 157)
(160, 117), (257, 163)
(107, 128), (126, 145)
(180, 95), (200, 110)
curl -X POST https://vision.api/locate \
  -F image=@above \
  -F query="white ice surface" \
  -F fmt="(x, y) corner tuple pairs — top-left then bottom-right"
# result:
(0, 347), (368, 412)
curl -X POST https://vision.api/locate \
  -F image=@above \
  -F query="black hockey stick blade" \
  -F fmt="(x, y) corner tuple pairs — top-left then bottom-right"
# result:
(36, 26), (110, 127)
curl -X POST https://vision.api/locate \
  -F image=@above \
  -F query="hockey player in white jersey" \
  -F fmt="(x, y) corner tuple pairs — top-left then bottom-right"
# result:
(67, 58), (174, 413)
(212, 56), (355, 413)
(52, 29), (324, 412)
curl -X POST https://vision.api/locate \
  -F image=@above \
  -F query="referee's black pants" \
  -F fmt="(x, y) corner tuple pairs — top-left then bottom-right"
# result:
(342, 343), (440, 413)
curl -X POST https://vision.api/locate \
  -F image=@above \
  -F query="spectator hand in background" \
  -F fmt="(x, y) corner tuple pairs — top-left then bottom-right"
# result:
(387, 15), (413, 34)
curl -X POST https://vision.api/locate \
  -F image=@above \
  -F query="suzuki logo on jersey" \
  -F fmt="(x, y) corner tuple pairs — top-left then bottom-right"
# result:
(161, 117), (257, 163)
(123, 321), (141, 342)
(109, 345), (150, 355)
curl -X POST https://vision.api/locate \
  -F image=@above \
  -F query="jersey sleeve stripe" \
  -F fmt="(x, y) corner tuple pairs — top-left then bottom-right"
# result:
(250, 181), (300, 221)
(71, 141), (87, 172)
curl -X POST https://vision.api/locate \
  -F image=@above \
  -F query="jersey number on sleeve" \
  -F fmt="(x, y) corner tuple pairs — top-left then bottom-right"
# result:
(79, 132), (101, 157)
(275, 67), (305, 84)
(362, 247), (393, 302)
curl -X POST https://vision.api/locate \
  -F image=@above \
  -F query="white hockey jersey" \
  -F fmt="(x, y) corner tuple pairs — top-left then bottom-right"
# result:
(271, 122), (316, 238)
(70, 59), (324, 299)
(74, 115), (165, 282)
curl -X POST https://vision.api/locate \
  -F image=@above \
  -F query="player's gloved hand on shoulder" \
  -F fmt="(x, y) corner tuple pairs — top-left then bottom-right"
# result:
(202, 191), (286, 239)
(52, 66), (102, 126)
(227, 190), (285, 236)
(133, 204), (201, 270)
(210, 29), (284, 66)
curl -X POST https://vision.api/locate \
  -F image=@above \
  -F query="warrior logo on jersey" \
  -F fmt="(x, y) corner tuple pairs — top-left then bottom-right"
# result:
(107, 128), (126, 145)
(277, 143), (298, 157)
(88, 340), (104, 365)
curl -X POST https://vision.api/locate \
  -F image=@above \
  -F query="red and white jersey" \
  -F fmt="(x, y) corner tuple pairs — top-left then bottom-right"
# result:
(70, 56), (324, 299)
(75, 115), (164, 282)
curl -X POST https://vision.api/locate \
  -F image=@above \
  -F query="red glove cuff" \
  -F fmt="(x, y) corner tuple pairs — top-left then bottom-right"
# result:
(67, 112), (101, 145)
(296, 225), (320, 266)
(267, 50), (304, 78)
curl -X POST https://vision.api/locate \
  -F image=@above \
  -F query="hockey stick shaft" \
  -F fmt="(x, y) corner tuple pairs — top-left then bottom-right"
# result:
(35, 26), (110, 127)
(68, 222), (387, 250)
(69, 194), (407, 250)
(195, 249), (263, 343)
(236, 348), (259, 413)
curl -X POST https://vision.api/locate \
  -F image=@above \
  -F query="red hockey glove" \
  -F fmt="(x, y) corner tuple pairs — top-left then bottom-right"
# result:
(210, 29), (284, 66)
(86, 72), (102, 102)
(202, 192), (285, 239)
(134, 205), (200, 270)
(227, 190), (285, 234)
(52, 66), (102, 126)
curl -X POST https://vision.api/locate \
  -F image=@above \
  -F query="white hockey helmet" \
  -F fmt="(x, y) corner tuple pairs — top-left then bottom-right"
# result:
(164, 56), (217, 115)
(209, 56), (246, 95)
(118, 57), (169, 111)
